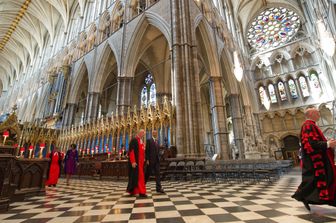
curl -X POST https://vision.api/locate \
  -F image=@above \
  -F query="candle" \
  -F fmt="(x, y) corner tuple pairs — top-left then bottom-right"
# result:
(108, 151), (111, 159)
(28, 145), (34, 159)
(95, 146), (98, 154)
(39, 143), (45, 158)
(20, 147), (24, 157)
(2, 130), (9, 145)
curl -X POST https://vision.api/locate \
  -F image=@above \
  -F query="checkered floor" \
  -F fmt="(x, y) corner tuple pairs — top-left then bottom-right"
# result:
(1, 168), (336, 223)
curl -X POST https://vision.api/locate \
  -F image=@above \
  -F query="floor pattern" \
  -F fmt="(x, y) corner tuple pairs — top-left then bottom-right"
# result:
(1, 168), (336, 223)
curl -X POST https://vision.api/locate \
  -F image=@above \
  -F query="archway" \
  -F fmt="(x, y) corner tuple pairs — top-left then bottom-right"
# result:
(128, 22), (171, 145)
(131, 24), (171, 108)
(72, 63), (89, 125)
(95, 43), (119, 116)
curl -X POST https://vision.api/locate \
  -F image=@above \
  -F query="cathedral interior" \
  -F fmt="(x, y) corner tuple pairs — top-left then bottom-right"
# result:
(0, 0), (336, 222)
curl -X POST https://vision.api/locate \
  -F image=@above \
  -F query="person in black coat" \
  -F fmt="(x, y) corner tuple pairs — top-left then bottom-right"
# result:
(145, 130), (164, 193)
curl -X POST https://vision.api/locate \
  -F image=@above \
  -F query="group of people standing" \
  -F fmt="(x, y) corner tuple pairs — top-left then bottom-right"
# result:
(45, 144), (78, 187)
(45, 129), (164, 196)
(127, 129), (164, 197)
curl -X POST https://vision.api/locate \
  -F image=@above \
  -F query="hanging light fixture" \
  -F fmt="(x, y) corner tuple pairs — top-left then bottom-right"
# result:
(233, 51), (244, 82)
(317, 20), (335, 57)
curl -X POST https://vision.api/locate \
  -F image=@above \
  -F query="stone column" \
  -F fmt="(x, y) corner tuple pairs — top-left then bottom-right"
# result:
(288, 58), (295, 72)
(171, 0), (203, 157)
(116, 77), (132, 115)
(61, 65), (71, 110)
(85, 92), (100, 123)
(283, 80), (293, 103)
(209, 77), (230, 159)
(62, 103), (76, 127)
(294, 78), (304, 102)
(228, 94), (245, 159)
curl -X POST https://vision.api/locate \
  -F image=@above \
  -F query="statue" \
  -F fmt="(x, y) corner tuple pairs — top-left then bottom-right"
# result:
(243, 128), (254, 152)
(230, 142), (239, 159)
(104, 15), (111, 39)
(87, 25), (96, 52)
(256, 136), (264, 153)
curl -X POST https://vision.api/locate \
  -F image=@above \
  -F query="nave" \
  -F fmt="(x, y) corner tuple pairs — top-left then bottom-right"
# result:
(1, 168), (335, 223)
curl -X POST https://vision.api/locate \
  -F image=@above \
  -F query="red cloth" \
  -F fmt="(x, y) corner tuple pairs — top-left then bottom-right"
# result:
(128, 137), (146, 195)
(46, 152), (62, 186)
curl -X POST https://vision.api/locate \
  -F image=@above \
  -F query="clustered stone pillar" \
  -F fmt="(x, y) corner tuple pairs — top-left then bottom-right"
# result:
(85, 92), (100, 122)
(172, 0), (203, 157)
(209, 77), (230, 159)
(62, 103), (77, 127)
(60, 65), (71, 111)
(229, 94), (245, 159)
(116, 77), (132, 115)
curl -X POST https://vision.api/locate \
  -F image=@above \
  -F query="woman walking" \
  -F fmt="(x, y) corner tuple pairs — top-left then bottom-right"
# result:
(64, 144), (79, 185)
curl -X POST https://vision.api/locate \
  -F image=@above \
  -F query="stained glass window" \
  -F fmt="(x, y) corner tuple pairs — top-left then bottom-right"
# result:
(150, 83), (156, 106)
(268, 84), (277, 103)
(288, 79), (298, 99)
(278, 81), (287, 101)
(141, 74), (156, 107)
(299, 76), (309, 97)
(310, 73), (322, 94)
(141, 86), (148, 107)
(247, 7), (301, 51)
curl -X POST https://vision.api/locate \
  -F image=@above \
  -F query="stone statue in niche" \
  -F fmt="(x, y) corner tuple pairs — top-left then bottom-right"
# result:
(76, 33), (87, 58)
(256, 136), (266, 153)
(87, 26), (96, 52)
(104, 17), (111, 39)
(230, 142), (239, 159)
(243, 128), (254, 152)
(62, 48), (73, 66)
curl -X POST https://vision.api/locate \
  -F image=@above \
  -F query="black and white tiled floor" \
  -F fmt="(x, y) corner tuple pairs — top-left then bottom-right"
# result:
(2, 168), (336, 223)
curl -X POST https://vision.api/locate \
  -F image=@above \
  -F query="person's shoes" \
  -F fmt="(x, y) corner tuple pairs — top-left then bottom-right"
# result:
(156, 189), (165, 194)
(139, 194), (148, 198)
(302, 200), (311, 211)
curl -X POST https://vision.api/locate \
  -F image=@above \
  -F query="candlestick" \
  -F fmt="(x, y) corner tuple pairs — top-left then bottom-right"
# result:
(2, 130), (9, 145)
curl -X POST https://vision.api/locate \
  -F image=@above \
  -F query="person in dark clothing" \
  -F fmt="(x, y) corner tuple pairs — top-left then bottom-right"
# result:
(64, 144), (79, 186)
(127, 129), (147, 197)
(145, 130), (164, 193)
(292, 107), (336, 211)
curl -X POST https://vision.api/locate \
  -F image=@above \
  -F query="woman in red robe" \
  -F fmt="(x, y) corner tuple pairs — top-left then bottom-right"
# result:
(46, 147), (63, 187)
(127, 129), (147, 197)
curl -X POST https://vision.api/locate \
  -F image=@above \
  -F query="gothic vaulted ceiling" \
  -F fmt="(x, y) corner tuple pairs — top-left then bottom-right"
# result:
(0, 0), (87, 88)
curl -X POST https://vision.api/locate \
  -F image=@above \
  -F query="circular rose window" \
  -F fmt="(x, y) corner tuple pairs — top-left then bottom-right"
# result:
(247, 7), (301, 51)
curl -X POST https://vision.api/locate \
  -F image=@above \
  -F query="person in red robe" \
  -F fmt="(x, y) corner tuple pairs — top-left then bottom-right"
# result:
(292, 107), (336, 211)
(127, 129), (147, 197)
(45, 147), (63, 187)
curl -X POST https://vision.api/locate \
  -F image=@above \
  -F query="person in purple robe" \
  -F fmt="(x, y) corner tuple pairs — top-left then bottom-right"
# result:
(64, 144), (79, 185)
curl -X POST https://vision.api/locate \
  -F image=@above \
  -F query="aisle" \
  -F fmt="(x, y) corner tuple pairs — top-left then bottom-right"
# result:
(1, 168), (336, 223)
